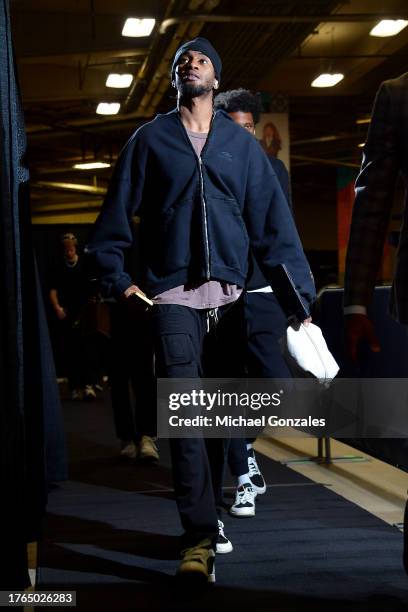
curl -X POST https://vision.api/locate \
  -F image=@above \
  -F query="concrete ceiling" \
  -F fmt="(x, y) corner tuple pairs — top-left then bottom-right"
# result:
(10, 0), (408, 222)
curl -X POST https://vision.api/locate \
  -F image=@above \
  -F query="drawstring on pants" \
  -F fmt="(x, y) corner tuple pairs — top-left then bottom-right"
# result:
(206, 307), (219, 333)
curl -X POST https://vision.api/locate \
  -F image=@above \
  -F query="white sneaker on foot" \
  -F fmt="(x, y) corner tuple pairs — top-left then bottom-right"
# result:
(248, 448), (266, 494)
(229, 483), (256, 517)
(216, 520), (233, 554)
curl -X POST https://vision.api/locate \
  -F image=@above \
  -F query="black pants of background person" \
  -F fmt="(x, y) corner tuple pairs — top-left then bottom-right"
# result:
(53, 318), (86, 390)
(216, 292), (292, 479)
(151, 302), (235, 550)
(109, 302), (156, 442)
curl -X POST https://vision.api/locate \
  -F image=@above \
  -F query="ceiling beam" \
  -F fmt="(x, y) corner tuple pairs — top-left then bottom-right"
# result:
(160, 13), (408, 33)
(32, 181), (107, 195)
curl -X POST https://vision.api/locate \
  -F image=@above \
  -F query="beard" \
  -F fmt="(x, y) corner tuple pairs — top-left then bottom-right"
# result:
(178, 79), (214, 98)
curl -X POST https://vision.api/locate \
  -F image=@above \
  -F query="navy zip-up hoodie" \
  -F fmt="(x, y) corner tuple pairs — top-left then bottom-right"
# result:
(86, 109), (315, 310)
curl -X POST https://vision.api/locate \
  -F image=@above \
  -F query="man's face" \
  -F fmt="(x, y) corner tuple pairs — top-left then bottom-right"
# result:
(228, 111), (255, 135)
(175, 50), (216, 98)
(63, 241), (77, 262)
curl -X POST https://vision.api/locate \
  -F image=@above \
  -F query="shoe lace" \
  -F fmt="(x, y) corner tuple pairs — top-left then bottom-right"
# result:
(237, 485), (254, 503)
(248, 454), (260, 478)
(217, 520), (226, 538)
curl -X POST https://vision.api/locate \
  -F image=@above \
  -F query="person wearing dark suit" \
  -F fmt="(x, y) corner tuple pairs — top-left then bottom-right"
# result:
(343, 72), (408, 574)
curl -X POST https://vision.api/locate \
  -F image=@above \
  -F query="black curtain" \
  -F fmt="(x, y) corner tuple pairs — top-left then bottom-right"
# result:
(0, 0), (65, 588)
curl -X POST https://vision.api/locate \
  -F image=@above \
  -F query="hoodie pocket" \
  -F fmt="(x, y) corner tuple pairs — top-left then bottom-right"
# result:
(206, 196), (249, 272)
(150, 199), (195, 274)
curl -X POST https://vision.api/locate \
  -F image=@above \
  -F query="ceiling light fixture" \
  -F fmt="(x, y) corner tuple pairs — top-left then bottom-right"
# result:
(73, 162), (111, 170)
(96, 102), (120, 115)
(370, 20), (408, 37)
(106, 73), (133, 88)
(357, 143), (365, 148)
(311, 73), (344, 88)
(122, 18), (155, 37)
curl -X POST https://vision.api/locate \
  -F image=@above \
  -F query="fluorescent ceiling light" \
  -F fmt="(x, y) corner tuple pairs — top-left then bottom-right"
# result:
(370, 20), (408, 37)
(96, 102), (120, 115)
(106, 73), (133, 88)
(311, 73), (344, 88)
(122, 18), (155, 37)
(73, 162), (111, 170)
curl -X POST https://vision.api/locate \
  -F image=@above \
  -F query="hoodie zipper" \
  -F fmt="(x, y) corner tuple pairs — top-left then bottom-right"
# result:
(176, 111), (216, 281)
(198, 156), (211, 279)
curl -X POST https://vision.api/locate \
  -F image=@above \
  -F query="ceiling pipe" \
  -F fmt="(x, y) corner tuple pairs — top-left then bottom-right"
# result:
(25, 111), (146, 137)
(18, 47), (148, 64)
(124, 0), (221, 115)
(288, 54), (393, 59)
(141, 0), (221, 115)
(160, 13), (408, 33)
(122, 0), (180, 112)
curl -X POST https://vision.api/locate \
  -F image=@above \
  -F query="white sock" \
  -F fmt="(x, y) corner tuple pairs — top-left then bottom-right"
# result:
(246, 443), (253, 451)
(237, 473), (250, 487)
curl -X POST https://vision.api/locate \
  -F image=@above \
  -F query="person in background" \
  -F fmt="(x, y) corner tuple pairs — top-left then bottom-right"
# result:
(214, 88), (295, 517)
(343, 73), (408, 575)
(109, 297), (158, 463)
(49, 233), (96, 400)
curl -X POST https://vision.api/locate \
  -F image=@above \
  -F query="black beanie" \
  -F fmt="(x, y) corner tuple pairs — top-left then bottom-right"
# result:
(171, 37), (222, 81)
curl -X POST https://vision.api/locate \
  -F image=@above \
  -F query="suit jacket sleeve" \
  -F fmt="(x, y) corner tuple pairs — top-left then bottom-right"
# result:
(244, 137), (316, 309)
(344, 81), (400, 307)
(85, 132), (148, 298)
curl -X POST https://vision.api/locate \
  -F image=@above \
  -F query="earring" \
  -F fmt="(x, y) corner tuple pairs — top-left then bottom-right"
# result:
(214, 80), (219, 89)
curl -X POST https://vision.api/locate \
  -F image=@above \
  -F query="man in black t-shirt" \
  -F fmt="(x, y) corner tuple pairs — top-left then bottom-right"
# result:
(49, 233), (92, 399)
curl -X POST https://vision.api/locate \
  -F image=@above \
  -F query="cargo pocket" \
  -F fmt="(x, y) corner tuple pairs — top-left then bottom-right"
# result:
(158, 333), (198, 377)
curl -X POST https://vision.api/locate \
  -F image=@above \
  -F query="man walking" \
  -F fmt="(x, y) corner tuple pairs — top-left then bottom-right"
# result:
(213, 88), (294, 518)
(344, 72), (408, 575)
(87, 37), (315, 582)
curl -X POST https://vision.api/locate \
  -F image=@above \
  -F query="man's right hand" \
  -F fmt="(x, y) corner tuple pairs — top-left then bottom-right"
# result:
(345, 313), (381, 363)
(55, 305), (67, 320)
(121, 284), (145, 300)
(120, 285), (152, 312)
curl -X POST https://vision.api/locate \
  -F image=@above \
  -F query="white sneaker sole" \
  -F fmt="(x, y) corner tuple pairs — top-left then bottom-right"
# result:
(216, 541), (233, 554)
(229, 506), (255, 517)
